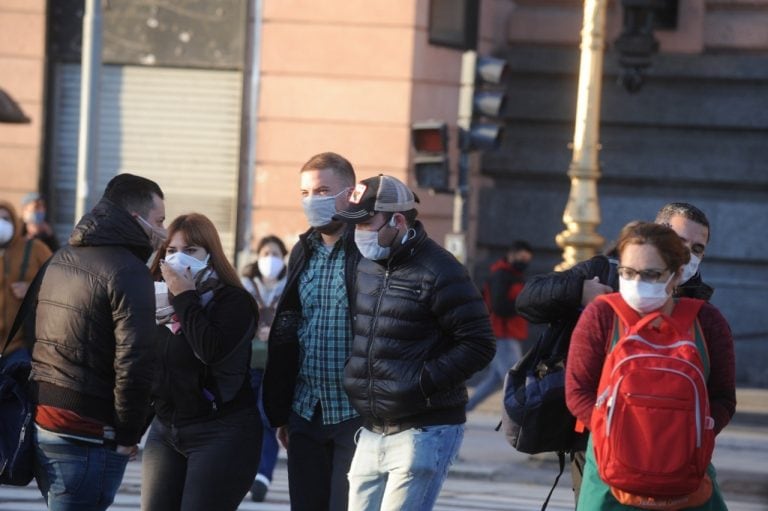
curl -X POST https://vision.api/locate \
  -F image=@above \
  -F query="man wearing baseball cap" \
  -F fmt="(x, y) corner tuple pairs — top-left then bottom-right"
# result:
(334, 174), (495, 511)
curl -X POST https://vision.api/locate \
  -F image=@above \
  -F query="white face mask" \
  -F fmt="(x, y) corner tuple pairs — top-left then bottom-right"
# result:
(302, 189), (346, 228)
(680, 254), (701, 284)
(164, 251), (210, 278)
(257, 255), (285, 279)
(354, 229), (391, 261)
(137, 215), (168, 252)
(619, 273), (674, 314)
(0, 218), (13, 244)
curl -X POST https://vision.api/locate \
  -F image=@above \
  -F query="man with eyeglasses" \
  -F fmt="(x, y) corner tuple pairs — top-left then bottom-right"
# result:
(515, 201), (714, 504)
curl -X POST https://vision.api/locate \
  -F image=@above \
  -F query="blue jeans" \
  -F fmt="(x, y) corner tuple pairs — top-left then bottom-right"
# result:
(33, 425), (129, 511)
(347, 424), (465, 511)
(466, 338), (522, 411)
(250, 368), (279, 481)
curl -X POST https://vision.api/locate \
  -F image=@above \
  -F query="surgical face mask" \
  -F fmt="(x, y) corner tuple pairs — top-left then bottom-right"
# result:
(680, 254), (701, 284)
(137, 215), (167, 252)
(301, 189), (347, 228)
(355, 229), (391, 261)
(258, 255), (284, 280)
(24, 211), (45, 225)
(619, 273), (674, 314)
(164, 251), (210, 278)
(0, 218), (13, 244)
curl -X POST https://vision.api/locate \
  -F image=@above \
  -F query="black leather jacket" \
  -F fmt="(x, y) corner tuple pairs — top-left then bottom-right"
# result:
(343, 222), (495, 427)
(30, 198), (157, 445)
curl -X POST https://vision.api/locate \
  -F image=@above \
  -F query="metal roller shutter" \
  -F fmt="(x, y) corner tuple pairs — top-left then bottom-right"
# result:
(49, 63), (243, 257)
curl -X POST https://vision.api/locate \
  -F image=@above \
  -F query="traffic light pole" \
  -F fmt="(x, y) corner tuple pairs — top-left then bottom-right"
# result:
(445, 50), (478, 264)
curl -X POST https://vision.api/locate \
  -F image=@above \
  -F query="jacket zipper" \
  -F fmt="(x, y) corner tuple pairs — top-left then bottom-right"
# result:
(367, 269), (390, 421)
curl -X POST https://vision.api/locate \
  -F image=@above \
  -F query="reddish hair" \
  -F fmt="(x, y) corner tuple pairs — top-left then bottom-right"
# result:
(616, 221), (690, 273)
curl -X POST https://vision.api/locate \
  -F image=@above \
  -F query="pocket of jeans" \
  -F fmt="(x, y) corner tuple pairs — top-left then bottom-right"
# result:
(37, 444), (89, 496)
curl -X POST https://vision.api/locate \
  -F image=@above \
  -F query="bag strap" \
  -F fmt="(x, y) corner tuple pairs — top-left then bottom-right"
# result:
(2, 259), (49, 357)
(18, 238), (33, 281)
(540, 451), (566, 511)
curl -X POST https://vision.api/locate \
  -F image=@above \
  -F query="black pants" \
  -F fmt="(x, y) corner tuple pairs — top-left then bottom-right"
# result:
(141, 407), (261, 511)
(286, 407), (363, 511)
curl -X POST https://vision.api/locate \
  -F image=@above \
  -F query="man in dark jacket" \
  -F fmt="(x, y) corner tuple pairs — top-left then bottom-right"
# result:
(515, 201), (714, 504)
(30, 173), (165, 511)
(334, 174), (495, 511)
(262, 152), (363, 511)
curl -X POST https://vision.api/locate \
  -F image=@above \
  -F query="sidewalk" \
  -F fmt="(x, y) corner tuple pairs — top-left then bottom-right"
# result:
(452, 386), (768, 503)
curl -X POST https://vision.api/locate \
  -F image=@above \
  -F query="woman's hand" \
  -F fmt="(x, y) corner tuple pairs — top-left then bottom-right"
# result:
(160, 260), (196, 296)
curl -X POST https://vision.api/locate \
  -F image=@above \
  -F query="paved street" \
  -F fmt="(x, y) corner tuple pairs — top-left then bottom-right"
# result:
(1, 388), (766, 510)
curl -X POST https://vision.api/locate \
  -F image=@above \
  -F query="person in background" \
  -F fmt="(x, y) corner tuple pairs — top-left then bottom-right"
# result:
(466, 240), (533, 412)
(30, 173), (165, 511)
(241, 234), (289, 502)
(263, 151), (363, 511)
(0, 200), (52, 363)
(141, 213), (261, 511)
(565, 221), (734, 509)
(20, 192), (59, 253)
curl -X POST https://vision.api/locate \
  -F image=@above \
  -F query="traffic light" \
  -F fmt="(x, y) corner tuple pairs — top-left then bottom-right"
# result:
(410, 121), (450, 190)
(461, 55), (509, 151)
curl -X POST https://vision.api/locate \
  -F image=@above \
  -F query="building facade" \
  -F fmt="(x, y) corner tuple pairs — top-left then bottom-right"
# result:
(0, 0), (766, 385)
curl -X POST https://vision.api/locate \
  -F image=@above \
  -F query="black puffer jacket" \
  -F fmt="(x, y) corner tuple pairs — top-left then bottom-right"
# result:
(30, 198), (157, 445)
(344, 222), (495, 427)
(516, 254), (714, 325)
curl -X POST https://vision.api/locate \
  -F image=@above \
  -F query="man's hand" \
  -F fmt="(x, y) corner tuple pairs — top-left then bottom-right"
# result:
(116, 444), (139, 461)
(277, 425), (290, 450)
(581, 276), (613, 306)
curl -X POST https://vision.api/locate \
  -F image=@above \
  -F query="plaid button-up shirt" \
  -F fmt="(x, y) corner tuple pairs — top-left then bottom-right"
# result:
(292, 232), (358, 424)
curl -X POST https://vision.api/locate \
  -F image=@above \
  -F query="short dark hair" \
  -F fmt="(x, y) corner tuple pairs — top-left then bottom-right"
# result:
(103, 173), (164, 217)
(510, 240), (533, 254)
(655, 202), (710, 242)
(300, 152), (356, 187)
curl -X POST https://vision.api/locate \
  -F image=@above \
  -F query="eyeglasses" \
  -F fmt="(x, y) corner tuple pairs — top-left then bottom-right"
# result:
(617, 266), (669, 283)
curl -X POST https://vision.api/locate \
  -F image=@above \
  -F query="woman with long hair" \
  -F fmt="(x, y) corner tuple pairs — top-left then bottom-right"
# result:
(141, 213), (261, 511)
(241, 234), (289, 502)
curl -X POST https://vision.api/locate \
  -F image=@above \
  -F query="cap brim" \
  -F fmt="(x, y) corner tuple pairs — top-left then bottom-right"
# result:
(332, 207), (375, 224)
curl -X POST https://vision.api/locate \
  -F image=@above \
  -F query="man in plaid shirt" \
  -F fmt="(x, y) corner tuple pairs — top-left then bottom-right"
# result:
(263, 152), (363, 511)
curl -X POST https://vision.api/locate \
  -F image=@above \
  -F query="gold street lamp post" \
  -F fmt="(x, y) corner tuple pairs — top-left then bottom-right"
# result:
(555, 0), (608, 270)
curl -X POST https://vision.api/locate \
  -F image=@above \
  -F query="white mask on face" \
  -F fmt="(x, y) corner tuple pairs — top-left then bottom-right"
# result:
(619, 273), (675, 314)
(257, 255), (285, 279)
(680, 254), (701, 284)
(301, 189), (347, 228)
(354, 229), (391, 261)
(0, 218), (13, 244)
(137, 215), (168, 252)
(164, 251), (210, 278)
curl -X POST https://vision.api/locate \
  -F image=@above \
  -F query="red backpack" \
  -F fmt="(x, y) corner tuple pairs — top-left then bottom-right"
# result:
(591, 294), (715, 502)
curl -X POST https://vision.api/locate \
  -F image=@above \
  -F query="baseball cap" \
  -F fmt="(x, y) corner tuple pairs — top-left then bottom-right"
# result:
(334, 174), (419, 223)
(21, 192), (41, 206)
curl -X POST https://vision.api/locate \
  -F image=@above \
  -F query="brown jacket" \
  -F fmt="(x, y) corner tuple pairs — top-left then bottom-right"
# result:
(0, 199), (52, 354)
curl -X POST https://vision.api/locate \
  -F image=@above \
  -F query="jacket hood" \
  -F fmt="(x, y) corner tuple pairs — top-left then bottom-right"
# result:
(69, 197), (153, 262)
(0, 199), (22, 249)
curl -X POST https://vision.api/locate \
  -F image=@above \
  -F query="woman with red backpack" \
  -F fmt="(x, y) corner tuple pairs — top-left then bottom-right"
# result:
(565, 222), (735, 510)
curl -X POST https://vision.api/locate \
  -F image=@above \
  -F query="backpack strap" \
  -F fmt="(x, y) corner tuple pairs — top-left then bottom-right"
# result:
(596, 293), (642, 350)
(2, 259), (49, 357)
(671, 298), (709, 378)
